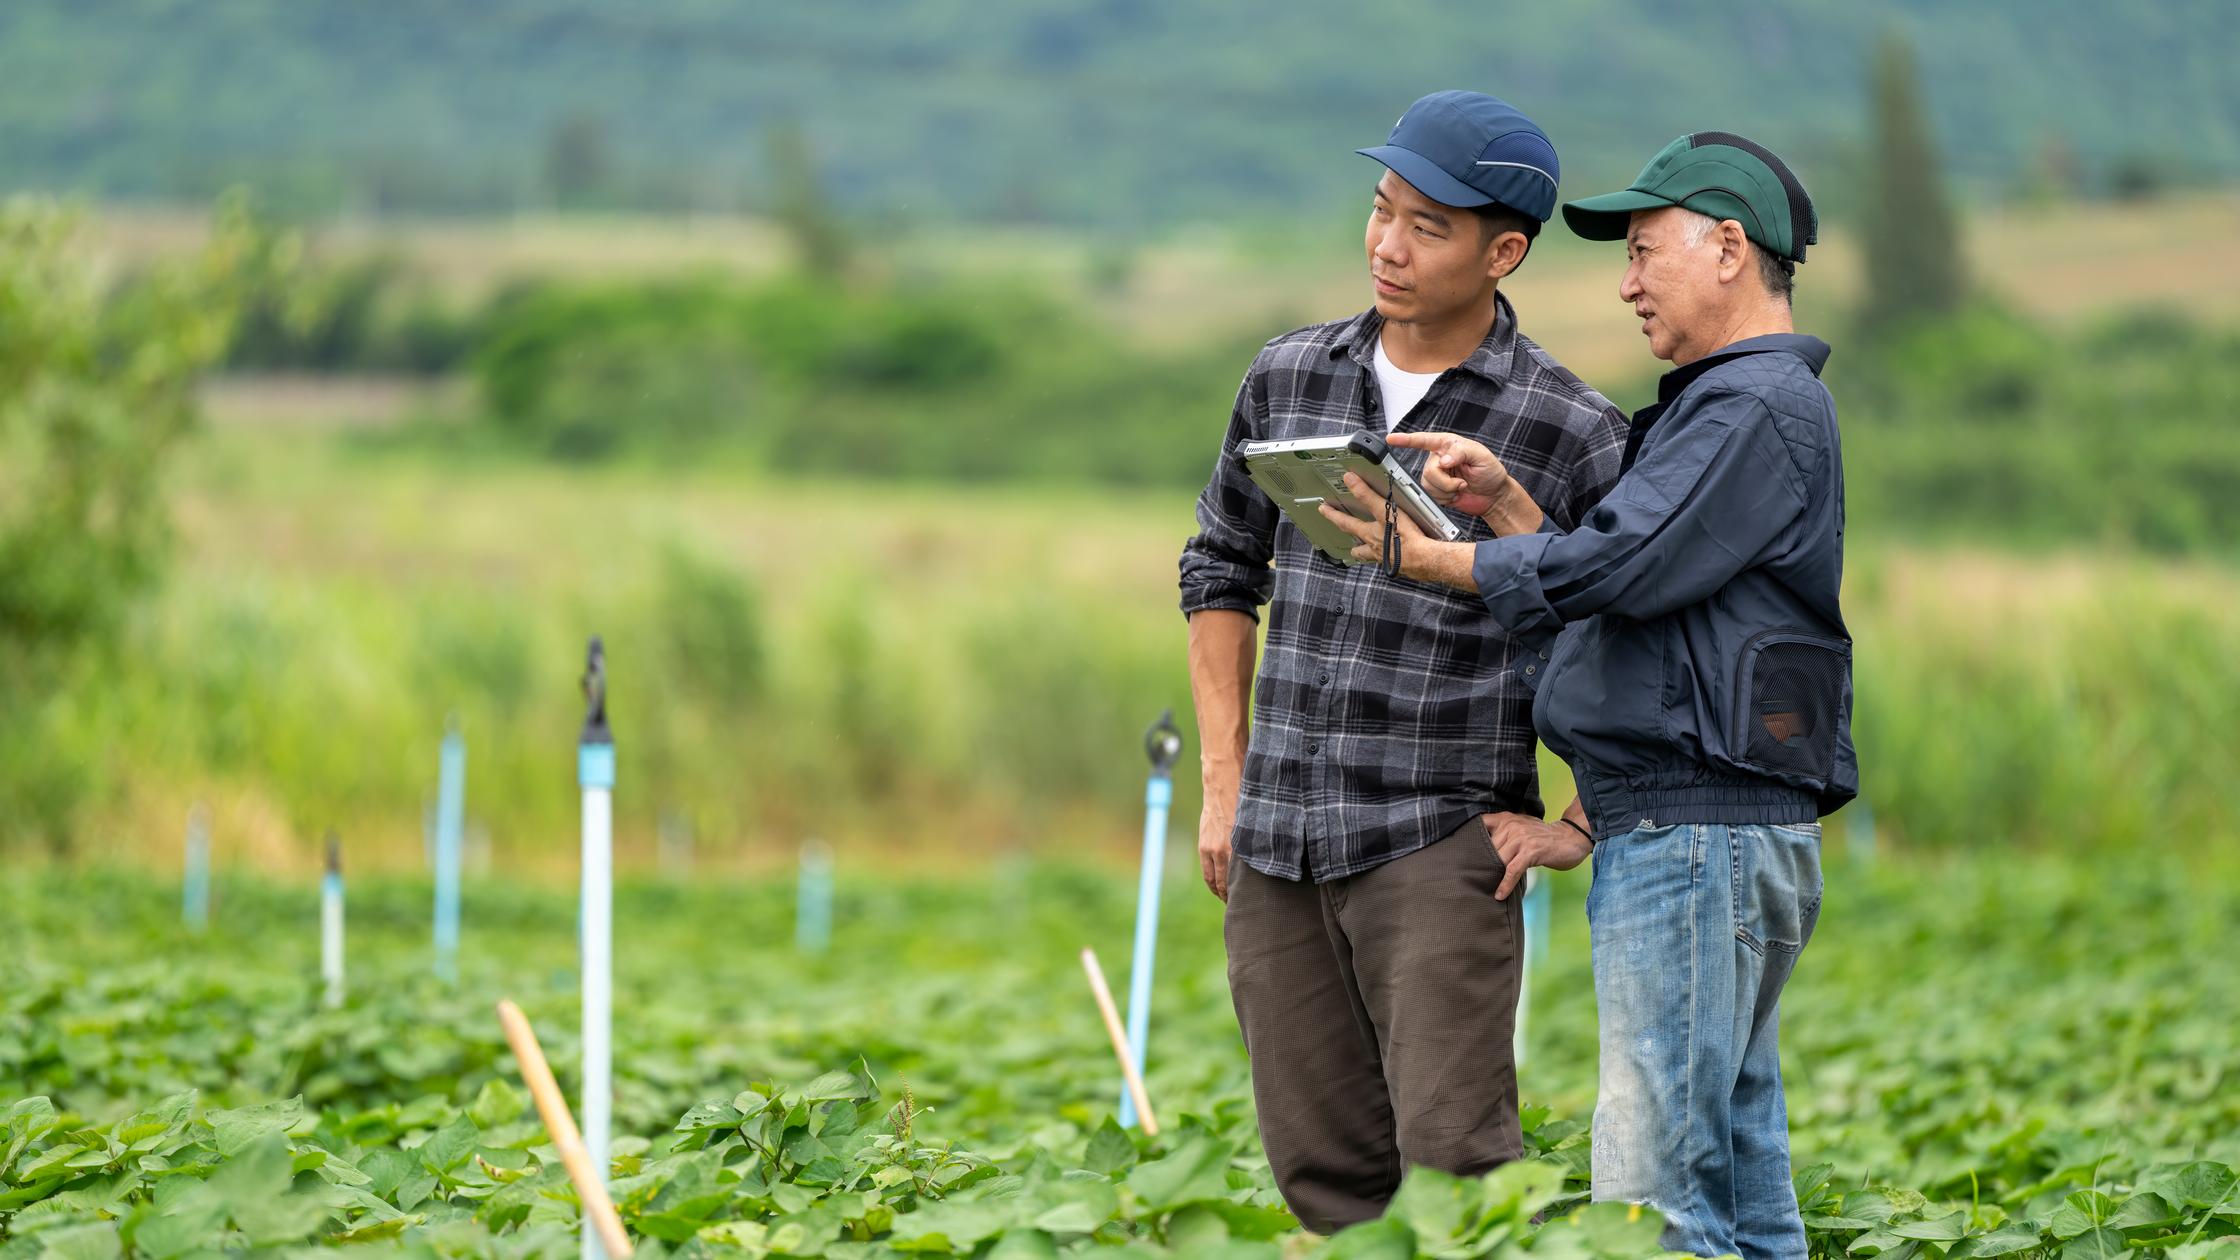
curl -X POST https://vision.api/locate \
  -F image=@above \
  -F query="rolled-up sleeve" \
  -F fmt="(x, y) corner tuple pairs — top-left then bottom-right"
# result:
(1473, 390), (1805, 640)
(1179, 364), (1278, 619)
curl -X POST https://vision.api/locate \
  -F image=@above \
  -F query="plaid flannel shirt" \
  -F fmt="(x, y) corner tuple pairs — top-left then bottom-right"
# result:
(1179, 295), (1627, 882)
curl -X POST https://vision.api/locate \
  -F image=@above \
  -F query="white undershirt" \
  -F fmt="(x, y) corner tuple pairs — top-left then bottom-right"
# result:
(1373, 337), (1441, 432)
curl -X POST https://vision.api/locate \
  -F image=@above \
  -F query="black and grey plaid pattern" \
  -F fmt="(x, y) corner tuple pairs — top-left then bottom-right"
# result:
(1179, 295), (1627, 883)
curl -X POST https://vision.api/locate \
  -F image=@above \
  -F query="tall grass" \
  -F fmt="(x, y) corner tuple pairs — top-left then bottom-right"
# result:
(30, 429), (2239, 869)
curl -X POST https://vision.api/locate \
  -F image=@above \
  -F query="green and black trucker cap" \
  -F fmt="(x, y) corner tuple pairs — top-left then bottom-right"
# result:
(1561, 131), (1817, 262)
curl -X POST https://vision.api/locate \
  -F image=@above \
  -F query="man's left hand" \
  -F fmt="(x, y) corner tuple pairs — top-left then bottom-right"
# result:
(1318, 473), (1478, 591)
(1484, 811), (1593, 900)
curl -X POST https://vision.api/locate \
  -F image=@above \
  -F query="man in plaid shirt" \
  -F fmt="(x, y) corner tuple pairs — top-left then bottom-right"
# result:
(1177, 91), (1626, 1234)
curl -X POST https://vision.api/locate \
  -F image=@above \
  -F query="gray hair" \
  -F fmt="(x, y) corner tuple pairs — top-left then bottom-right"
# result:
(1676, 208), (1796, 304)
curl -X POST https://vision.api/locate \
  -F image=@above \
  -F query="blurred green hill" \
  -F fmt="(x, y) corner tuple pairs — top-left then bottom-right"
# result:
(5, 0), (2234, 221)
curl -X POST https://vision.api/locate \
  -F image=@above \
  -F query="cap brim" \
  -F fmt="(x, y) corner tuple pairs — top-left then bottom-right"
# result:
(1356, 145), (1494, 210)
(1560, 189), (1676, 241)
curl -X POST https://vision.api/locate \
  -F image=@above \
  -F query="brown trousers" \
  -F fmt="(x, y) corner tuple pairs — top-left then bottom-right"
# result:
(1223, 818), (1524, 1235)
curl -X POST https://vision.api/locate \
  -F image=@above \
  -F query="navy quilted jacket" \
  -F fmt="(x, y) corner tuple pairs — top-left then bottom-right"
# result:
(1470, 334), (1858, 840)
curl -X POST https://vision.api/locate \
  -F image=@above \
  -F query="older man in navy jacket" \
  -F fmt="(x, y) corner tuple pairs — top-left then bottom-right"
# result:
(1322, 132), (1855, 1260)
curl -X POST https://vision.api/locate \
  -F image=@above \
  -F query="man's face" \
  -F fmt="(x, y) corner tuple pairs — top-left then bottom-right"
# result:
(1619, 206), (1722, 365)
(1364, 171), (1506, 326)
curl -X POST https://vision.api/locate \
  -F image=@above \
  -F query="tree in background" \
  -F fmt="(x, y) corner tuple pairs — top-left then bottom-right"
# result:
(1861, 31), (1966, 337)
(0, 197), (255, 852)
(545, 112), (615, 211)
(765, 120), (852, 277)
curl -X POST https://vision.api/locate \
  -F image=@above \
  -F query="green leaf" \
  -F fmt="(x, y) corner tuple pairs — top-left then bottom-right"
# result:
(2059, 1227), (2128, 1260)
(24, 1220), (123, 1260)
(1948, 1223), (2045, 1257)
(1318, 1216), (1417, 1260)
(887, 1199), (1008, 1250)
(16, 1143), (90, 1183)
(1166, 1203), (1231, 1249)
(2, 1096), (61, 1174)
(2110, 1191), (2181, 1231)
(2165, 1242), (2240, 1260)
(2051, 1191), (2118, 1239)
(769, 1181), (819, 1214)
(1084, 1118), (1137, 1177)
(1198, 1198), (1298, 1241)
(986, 1229), (1060, 1260)
(2143, 1163), (2240, 1212)
(1385, 1165), (1483, 1244)
(394, 1170), (438, 1211)
(1890, 1211), (1969, 1241)
(678, 1100), (744, 1132)
(205, 1096), (305, 1158)
(416, 1115), (479, 1175)
(801, 1063), (876, 1103)
(1029, 1176), (1117, 1234)
(1569, 1199), (1670, 1256)
(468, 1078), (526, 1129)
(1480, 1158), (1570, 1224)
(1124, 1135), (1234, 1212)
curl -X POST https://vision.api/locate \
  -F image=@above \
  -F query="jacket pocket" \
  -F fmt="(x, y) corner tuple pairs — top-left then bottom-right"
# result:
(1730, 630), (1851, 786)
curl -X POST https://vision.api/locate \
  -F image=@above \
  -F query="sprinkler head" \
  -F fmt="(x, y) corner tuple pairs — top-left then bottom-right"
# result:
(580, 635), (611, 745)
(1144, 709), (1184, 772)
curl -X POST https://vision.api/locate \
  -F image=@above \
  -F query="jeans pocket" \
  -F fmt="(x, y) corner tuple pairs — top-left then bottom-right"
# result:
(1733, 823), (1822, 956)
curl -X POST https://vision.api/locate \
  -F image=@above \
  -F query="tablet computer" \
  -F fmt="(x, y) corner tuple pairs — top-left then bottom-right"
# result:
(1237, 431), (1462, 565)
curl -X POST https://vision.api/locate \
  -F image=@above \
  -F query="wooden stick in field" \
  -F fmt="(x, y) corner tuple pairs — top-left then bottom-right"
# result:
(496, 999), (635, 1259)
(1080, 947), (1160, 1135)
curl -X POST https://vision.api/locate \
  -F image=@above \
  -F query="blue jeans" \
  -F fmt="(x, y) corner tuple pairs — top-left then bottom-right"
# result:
(1586, 822), (1824, 1260)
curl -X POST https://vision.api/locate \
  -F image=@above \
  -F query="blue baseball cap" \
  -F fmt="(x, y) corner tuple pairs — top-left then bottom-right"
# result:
(1356, 91), (1561, 222)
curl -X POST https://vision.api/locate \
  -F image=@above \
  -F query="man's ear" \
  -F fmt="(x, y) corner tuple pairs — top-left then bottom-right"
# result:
(1716, 220), (1752, 285)
(1485, 230), (1532, 283)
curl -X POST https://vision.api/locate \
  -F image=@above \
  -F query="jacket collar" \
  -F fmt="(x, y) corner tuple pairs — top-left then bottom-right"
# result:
(1654, 333), (1831, 405)
(1329, 290), (1522, 388)
(1622, 334), (1831, 473)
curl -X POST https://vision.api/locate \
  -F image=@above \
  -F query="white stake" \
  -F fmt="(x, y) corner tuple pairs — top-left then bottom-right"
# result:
(578, 638), (615, 1260)
(322, 833), (345, 1008)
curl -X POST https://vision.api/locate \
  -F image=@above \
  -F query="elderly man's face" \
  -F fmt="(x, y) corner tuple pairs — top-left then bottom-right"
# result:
(1619, 206), (1725, 365)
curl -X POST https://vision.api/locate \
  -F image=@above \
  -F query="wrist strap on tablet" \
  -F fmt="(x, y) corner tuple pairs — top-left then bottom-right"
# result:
(1382, 496), (1402, 578)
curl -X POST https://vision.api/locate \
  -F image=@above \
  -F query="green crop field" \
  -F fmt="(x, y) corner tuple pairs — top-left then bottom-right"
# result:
(3, 854), (2235, 1257)
(7, 165), (2238, 1259)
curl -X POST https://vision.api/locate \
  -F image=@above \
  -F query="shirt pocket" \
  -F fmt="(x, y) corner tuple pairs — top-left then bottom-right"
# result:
(1729, 629), (1852, 786)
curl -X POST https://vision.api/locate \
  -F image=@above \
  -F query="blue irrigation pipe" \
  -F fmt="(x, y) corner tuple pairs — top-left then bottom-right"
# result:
(1119, 710), (1184, 1130)
(322, 832), (345, 1008)
(434, 719), (466, 982)
(182, 804), (211, 932)
(578, 638), (616, 1260)
(1524, 865), (1551, 968)
(797, 839), (834, 955)
(1514, 867), (1552, 1067)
